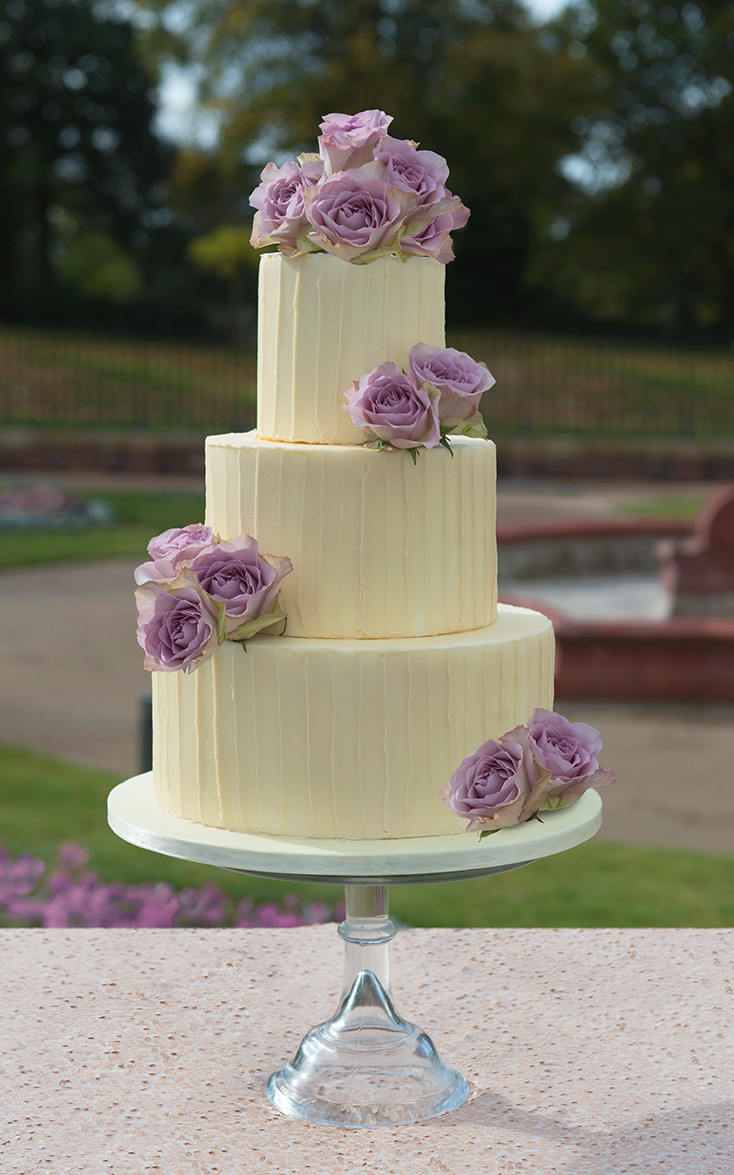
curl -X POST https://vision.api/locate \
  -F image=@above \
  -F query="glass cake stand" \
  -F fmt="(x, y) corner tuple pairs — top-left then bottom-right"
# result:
(108, 772), (602, 1129)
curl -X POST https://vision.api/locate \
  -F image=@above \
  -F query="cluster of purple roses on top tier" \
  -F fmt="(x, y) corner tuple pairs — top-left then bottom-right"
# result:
(134, 524), (292, 673)
(249, 109), (469, 264)
(441, 708), (615, 837)
(345, 342), (494, 458)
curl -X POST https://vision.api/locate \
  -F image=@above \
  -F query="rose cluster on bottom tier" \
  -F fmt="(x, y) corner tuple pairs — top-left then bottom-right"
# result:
(134, 524), (292, 673)
(441, 708), (615, 836)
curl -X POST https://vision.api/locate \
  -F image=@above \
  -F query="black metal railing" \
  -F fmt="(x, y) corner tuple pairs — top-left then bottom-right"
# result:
(1, 321), (732, 441)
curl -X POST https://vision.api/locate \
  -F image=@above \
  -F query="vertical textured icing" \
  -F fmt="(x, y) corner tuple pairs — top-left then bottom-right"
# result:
(257, 252), (445, 445)
(205, 432), (497, 638)
(150, 245), (559, 841)
(152, 605), (555, 840)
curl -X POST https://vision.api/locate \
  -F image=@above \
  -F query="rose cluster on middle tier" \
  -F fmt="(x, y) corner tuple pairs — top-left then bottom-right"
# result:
(135, 525), (292, 673)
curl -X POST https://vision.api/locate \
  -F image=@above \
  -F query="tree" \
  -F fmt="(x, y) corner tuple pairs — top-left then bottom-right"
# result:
(545, 0), (734, 329)
(133, 0), (595, 323)
(188, 224), (259, 336)
(0, 0), (174, 315)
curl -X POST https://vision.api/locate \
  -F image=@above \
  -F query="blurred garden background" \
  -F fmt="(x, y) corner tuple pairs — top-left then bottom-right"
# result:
(1, 0), (733, 930)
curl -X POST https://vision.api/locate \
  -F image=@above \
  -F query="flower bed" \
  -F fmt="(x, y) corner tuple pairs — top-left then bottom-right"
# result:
(0, 842), (339, 929)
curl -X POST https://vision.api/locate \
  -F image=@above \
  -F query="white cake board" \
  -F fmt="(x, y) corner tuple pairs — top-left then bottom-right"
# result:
(108, 772), (602, 885)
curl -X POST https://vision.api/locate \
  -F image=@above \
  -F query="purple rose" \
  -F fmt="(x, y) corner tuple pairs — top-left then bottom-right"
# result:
(345, 361), (441, 450)
(147, 524), (215, 568)
(527, 708), (616, 807)
(249, 158), (323, 251)
(408, 343), (494, 424)
(192, 536), (292, 637)
(440, 727), (552, 832)
(303, 167), (407, 260)
(135, 572), (222, 673)
(374, 135), (449, 204)
(400, 201), (470, 264)
(318, 109), (393, 173)
(134, 558), (178, 587)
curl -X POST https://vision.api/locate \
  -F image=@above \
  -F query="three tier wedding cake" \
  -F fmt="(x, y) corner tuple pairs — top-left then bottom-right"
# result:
(135, 111), (559, 840)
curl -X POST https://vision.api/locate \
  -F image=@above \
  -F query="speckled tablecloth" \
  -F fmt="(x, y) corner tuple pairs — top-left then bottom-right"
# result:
(2, 928), (732, 1174)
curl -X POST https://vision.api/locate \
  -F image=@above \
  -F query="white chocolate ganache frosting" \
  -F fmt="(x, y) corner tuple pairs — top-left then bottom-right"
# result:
(257, 252), (445, 445)
(205, 431), (498, 639)
(153, 604), (554, 840)
(149, 239), (557, 839)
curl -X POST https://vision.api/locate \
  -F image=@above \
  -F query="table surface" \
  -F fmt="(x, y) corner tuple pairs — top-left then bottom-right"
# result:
(2, 927), (732, 1174)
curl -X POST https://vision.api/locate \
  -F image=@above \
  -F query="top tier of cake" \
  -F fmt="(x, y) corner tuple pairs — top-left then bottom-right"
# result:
(257, 252), (445, 446)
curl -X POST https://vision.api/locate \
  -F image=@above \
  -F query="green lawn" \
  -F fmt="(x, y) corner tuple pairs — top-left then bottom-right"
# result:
(0, 489), (205, 570)
(2, 743), (731, 928)
(619, 493), (709, 520)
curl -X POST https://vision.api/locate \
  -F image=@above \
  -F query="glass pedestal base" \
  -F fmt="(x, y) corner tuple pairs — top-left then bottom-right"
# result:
(267, 968), (468, 1127)
(266, 884), (467, 1127)
(107, 777), (602, 1129)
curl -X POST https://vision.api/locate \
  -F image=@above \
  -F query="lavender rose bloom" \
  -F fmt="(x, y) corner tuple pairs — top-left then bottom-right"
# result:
(303, 167), (408, 261)
(402, 197), (469, 258)
(147, 524), (215, 568)
(408, 343), (495, 427)
(318, 109), (393, 174)
(374, 135), (449, 204)
(440, 727), (552, 832)
(192, 536), (292, 638)
(249, 157), (323, 251)
(134, 558), (178, 587)
(135, 572), (222, 673)
(527, 708), (616, 807)
(345, 361), (441, 450)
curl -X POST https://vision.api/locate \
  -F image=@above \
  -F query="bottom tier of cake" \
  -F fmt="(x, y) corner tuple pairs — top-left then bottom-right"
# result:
(152, 603), (555, 840)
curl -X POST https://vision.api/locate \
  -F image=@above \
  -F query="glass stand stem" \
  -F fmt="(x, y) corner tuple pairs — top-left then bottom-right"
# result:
(339, 884), (394, 1000)
(266, 882), (468, 1128)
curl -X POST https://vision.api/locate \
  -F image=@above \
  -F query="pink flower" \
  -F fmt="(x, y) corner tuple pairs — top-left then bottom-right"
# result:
(134, 558), (178, 587)
(528, 709), (616, 808)
(374, 135), (449, 204)
(318, 109), (393, 173)
(249, 157), (323, 251)
(303, 166), (408, 260)
(0, 842), (339, 929)
(345, 361), (441, 451)
(440, 727), (552, 833)
(400, 201), (470, 263)
(135, 571), (223, 673)
(147, 524), (215, 568)
(192, 537), (292, 638)
(408, 343), (494, 426)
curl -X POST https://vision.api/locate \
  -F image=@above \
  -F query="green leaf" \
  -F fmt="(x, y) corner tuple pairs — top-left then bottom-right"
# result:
(226, 599), (286, 645)
(215, 597), (228, 645)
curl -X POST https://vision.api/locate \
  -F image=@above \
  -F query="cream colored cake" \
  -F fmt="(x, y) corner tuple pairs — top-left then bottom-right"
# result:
(151, 250), (555, 840)
(205, 430), (497, 639)
(154, 607), (553, 839)
(257, 252), (445, 445)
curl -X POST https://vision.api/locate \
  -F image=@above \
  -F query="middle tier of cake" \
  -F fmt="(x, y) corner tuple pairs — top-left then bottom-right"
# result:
(206, 431), (498, 639)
